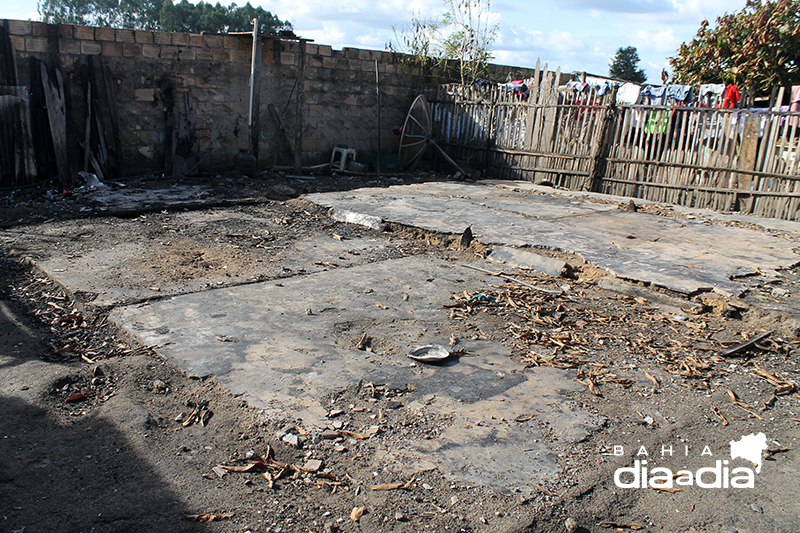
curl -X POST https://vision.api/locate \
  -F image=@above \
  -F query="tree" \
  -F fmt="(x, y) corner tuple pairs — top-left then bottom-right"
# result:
(609, 46), (647, 84)
(37, 0), (98, 26)
(38, 0), (291, 34)
(669, 0), (800, 89)
(387, 12), (441, 77)
(159, 1), (290, 34)
(439, 0), (498, 85)
(387, 0), (498, 85)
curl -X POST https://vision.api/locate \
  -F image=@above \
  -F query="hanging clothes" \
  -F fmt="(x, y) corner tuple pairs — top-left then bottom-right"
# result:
(666, 85), (693, 104)
(642, 86), (669, 135)
(699, 84), (725, 106)
(566, 80), (588, 92)
(616, 83), (642, 105)
(591, 83), (611, 96)
(641, 85), (666, 106)
(722, 85), (740, 109)
(498, 80), (530, 100)
(644, 111), (669, 134)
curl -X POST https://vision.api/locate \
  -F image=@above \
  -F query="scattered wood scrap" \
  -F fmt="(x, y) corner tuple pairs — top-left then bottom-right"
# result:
(350, 506), (366, 522)
(764, 446), (789, 460)
(597, 521), (644, 530)
(180, 400), (212, 427)
(371, 477), (414, 491)
(643, 370), (660, 389)
(213, 445), (300, 486)
(752, 363), (796, 394)
(719, 330), (772, 358)
(727, 389), (764, 420)
(356, 332), (372, 351)
(182, 512), (233, 522)
(710, 405), (729, 426)
(460, 264), (562, 295)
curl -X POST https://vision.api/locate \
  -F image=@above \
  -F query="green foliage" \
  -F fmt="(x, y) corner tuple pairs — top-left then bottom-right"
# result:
(37, 0), (98, 25)
(669, 0), (800, 89)
(387, 0), (498, 85)
(38, 0), (291, 34)
(387, 12), (441, 76)
(159, 1), (290, 34)
(439, 0), (498, 84)
(609, 46), (647, 84)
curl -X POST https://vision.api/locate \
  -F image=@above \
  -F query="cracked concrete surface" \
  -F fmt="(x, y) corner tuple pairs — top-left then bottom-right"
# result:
(306, 181), (800, 296)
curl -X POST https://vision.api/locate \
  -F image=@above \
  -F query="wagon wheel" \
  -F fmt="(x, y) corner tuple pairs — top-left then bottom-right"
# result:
(398, 94), (432, 170)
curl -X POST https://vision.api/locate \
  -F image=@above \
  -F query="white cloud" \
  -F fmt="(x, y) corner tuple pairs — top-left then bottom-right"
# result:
(302, 23), (346, 46)
(591, 42), (612, 59)
(630, 28), (681, 53)
(559, 0), (674, 14)
(493, 25), (593, 77)
(545, 30), (585, 57)
(355, 31), (387, 49)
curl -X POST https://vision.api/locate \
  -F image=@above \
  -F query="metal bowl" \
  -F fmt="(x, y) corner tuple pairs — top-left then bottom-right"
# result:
(407, 344), (451, 363)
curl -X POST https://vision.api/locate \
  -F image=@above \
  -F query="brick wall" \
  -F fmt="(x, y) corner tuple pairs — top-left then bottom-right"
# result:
(4, 19), (539, 176)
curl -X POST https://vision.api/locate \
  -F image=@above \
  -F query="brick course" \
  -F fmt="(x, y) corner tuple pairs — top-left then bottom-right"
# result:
(24, 37), (47, 53)
(135, 31), (153, 44)
(81, 41), (102, 55)
(7, 20), (31, 35)
(102, 41), (123, 57)
(95, 27), (115, 41)
(115, 29), (135, 43)
(73, 26), (94, 40)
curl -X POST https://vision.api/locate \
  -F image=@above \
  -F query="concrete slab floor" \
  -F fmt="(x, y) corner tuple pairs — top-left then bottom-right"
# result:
(37, 226), (393, 307)
(9, 175), (800, 533)
(305, 181), (800, 296)
(31, 179), (800, 495)
(109, 255), (599, 491)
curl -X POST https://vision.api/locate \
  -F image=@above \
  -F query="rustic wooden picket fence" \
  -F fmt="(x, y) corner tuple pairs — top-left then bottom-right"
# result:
(425, 66), (800, 220)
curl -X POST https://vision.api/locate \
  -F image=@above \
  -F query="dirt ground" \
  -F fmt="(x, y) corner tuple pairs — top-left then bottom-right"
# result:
(1, 170), (799, 533)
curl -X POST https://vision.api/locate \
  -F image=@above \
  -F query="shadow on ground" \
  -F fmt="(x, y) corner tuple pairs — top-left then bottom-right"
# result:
(0, 393), (207, 533)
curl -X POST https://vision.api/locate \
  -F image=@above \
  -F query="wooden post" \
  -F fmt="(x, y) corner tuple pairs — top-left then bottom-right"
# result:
(101, 60), (123, 180)
(248, 18), (261, 163)
(375, 59), (381, 176)
(40, 62), (71, 186)
(82, 82), (92, 173)
(738, 115), (760, 212)
(483, 89), (497, 176)
(293, 41), (306, 174)
(586, 88), (617, 192)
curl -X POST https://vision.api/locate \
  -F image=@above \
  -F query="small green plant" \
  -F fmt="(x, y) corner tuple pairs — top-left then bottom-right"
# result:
(387, 0), (498, 85)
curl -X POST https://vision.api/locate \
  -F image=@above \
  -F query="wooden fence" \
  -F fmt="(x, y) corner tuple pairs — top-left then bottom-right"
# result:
(425, 68), (800, 221)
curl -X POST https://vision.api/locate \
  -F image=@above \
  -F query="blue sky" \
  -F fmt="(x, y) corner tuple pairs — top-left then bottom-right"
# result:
(4, 0), (748, 84)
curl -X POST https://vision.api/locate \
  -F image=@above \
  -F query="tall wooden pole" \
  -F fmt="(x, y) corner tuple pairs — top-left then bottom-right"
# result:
(248, 18), (261, 163)
(293, 42), (306, 174)
(375, 59), (381, 177)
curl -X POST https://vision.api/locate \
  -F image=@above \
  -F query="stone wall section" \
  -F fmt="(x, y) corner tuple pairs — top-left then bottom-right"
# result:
(4, 19), (538, 175)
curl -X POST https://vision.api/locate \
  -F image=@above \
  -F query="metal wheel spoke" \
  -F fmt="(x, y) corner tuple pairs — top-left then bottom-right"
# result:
(398, 94), (433, 170)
